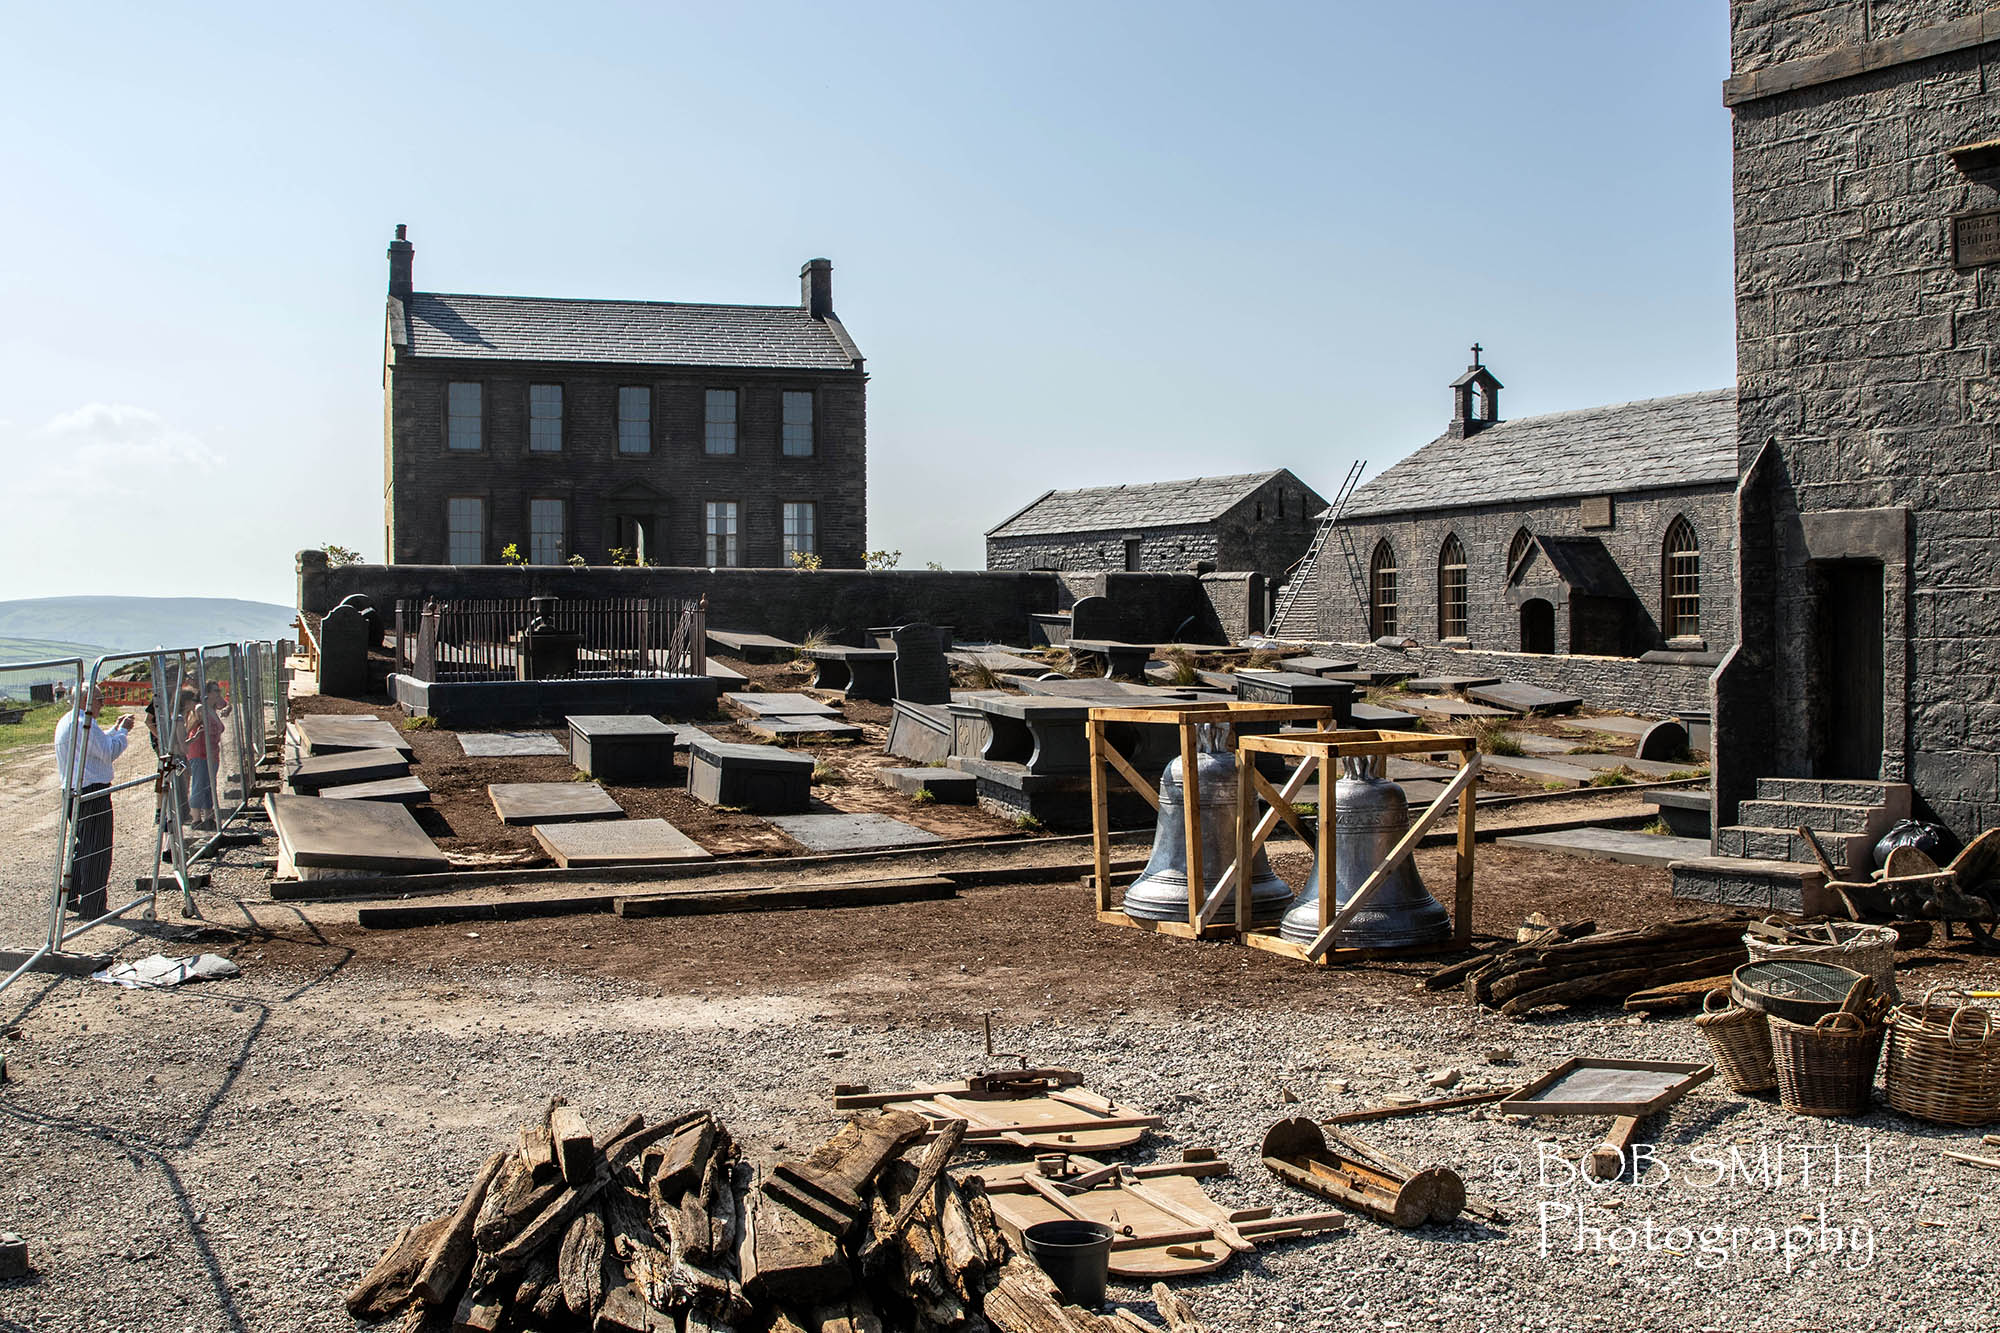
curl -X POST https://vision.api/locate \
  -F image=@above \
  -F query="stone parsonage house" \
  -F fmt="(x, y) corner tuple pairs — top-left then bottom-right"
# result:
(380, 227), (868, 569)
(1313, 356), (1739, 661)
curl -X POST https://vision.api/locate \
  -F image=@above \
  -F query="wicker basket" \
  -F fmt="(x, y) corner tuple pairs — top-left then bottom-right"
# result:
(1694, 987), (1776, 1094)
(1744, 921), (1899, 999)
(1885, 990), (2000, 1126)
(1770, 1009), (1884, 1117)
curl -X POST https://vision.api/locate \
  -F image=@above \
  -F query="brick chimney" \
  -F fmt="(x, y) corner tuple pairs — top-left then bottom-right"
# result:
(800, 257), (832, 319)
(388, 224), (414, 301)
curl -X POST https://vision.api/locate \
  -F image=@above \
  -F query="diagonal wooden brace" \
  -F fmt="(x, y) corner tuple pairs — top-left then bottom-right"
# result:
(1198, 756), (1319, 928)
(1302, 754), (1480, 960)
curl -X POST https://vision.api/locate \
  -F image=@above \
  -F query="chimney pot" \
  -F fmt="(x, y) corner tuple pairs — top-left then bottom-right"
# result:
(800, 257), (833, 319)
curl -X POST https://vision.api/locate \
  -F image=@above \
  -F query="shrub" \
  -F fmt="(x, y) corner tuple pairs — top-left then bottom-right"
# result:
(499, 543), (526, 566)
(322, 544), (365, 568)
(790, 551), (824, 572)
(1012, 813), (1045, 832)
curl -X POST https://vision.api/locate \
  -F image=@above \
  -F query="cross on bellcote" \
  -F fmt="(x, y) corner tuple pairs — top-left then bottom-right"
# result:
(1471, 343), (1483, 367)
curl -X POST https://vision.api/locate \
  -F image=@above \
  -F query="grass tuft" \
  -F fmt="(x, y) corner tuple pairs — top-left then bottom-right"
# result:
(1157, 646), (1201, 686)
(401, 714), (438, 730)
(1588, 768), (1636, 787)
(1639, 817), (1673, 836)
(1012, 813), (1046, 832)
(910, 787), (936, 805)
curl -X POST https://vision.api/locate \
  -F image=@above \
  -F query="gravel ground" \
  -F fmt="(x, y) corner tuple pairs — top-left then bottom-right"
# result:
(4, 726), (2000, 1332)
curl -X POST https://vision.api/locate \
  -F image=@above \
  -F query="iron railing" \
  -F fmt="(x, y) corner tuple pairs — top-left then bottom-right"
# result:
(392, 597), (706, 682)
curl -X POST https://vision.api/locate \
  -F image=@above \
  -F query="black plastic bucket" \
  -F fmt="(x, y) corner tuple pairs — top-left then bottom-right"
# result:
(1022, 1218), (1113, 1309)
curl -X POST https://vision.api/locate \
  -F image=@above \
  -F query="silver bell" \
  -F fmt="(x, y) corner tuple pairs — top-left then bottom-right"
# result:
(1280, 756), (1450, 949)
(1121, 727), (1294, 924)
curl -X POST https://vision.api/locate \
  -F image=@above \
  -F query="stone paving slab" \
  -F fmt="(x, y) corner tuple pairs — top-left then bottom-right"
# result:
(1278, 656), (1361, 675)
(567, 714), (678, 737)
(268, 794), (448, 872)
(705, 660), (749, 682)
(1404, 675), (1503, 693)
(1555, 752), (1701, 779)
(744, 716), (866, 742)
(877, 767), (978, 803)
(767, 811), (947, 853)
(459, 731), (567, 758)
(319, 775), (431, 804)
(291, 715), (412, 756)
(1511, 734), (1581, 755)
(532, 818), (712, 868)
(725, 692), (841, 717)
(1482, 755), (1596, 786)
(1401, 696), (1515, 719)
(1563, 714), (1657, 739)
(1500, 827), (1712, 869)
(948, 648), (1045, 674)
(287, 748), (411, 793)
(488, 782), (625, 825)
(1467, 682), (1583, 715)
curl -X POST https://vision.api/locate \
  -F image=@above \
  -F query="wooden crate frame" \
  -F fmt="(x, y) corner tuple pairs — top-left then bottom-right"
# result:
(1231, 729), (1480, 965)
(1087, 702), (1336, 939)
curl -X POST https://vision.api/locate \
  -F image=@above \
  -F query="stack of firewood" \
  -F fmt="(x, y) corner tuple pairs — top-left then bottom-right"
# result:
(1425, 915), (1750, 1016)
(346, 1099), (1188, 1333)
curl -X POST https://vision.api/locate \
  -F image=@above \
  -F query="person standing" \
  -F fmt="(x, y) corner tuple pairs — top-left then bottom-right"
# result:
(53, 686), (136, 918)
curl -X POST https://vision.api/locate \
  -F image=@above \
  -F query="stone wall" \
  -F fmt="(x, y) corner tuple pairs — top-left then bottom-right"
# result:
(385, 361), (868, 568)
(1318, 485), (1737, 653)
(1723, 0), (2000, 838)
(1311, 639), (1719, 717)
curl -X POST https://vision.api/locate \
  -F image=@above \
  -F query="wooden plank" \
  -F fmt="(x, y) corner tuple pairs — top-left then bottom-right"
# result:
(1323, 1086), (1519, 1125)
(549, 1105), (594, 1186)
(1496, 1058), (1714, 1118)
(1090, 721), (1112, 916)
(1722, 8), (2000, 107)
(346, 1213), (452, 1319)
(1235, 738), (1255, 934)
(613, 876), (956, 919)
(1303, 758), (1480, 960)
(411, 1150), (507, 1306)
(1099, 737), (1161, 810)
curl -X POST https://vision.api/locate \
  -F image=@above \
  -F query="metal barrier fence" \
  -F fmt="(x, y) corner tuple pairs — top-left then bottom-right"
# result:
(392, 596), (705, 682)
(0, 639), (287, 1000)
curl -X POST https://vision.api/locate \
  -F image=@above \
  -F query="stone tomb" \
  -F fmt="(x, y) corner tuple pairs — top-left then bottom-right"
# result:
(459, 731), (568, 758)
(532, 818), (712, 868)
(320, 774), (431, 804)
(1277, 656), (1361, 676)
(1232, 671), (1355, 721)
(706, 628), (799, 664)
(291, 715), (412, 756)
(1467, 682), (1583, 716)
(268, 794), (448, 877)
(287, 747), (411, 794)
(568, 714), (680, 783)
(877, 767), (977, 804)
(768, 811), (946, 853)
(686, 736), (814, 813)
(891, 623), (951, 705)
(1349, 702), (1420, 729)
(488, 782), (624, 825)
(744, 716), (864, 743)
(885, 702), (954, 764)
(806, 646), (896, 701)
(1065, 639), (1155, 681)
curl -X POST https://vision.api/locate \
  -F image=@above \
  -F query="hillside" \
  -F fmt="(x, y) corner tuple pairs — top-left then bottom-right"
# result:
(0, 597), (293, 656)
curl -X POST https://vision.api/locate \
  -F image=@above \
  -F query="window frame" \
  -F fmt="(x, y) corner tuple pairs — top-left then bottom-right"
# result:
(1438, 533), (1468, 640)
(704, 388), (739, 456)
(1369, 541), (1399, 639)
(528, 383), (564, 454)
(617, 385), (652, 456)
(446, 381), (483, 452)
(529, 496), (567, 566)
(1662, 515), (1701, 640)
(1507, 527), (1535, 578)
(704, 499), (740, 567)
(446, 495), (486, 565)
(781, 389), (815, 458)
(782, 500), (818, 559)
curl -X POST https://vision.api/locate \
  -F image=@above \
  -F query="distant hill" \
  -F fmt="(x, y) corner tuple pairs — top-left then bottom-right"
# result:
(0, 597), (294, 657)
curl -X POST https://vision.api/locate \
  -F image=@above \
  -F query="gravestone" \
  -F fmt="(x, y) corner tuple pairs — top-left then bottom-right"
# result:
(1480, 755), (1594, 786)
(533, 818), (712, 868)
(1467, 682), (1583, 716)
(568, 714), (680, 783)
(459, 731), (567, 758)
(316, 604), (370, 699)
(293, 715), (412, 756)
(1068, 596), (1115, 642)
(1400, 696), (1514, 719)
(725, 692), (841, 718)
(768, 812), (947, 853)
(1404, 675), (1503, 694)
(268, 794), (448, 874)
(29, 683), (53, 703)
(488, 782), (624, 825)
(685, 736), (814, 813)
(320, 775), (431, 804)
(891, 623), (950, 705)
(1637, 719), (1693, 762)
(744, 716), (864, 743)
(287, 747), (410, 794)
(885, 701), (953, 763)
(877, 767), (978, 803)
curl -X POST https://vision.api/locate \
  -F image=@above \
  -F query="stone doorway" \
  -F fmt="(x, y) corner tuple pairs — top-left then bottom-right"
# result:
(1520, 598), (1555, 654)
(1817, 560), (1884, 780)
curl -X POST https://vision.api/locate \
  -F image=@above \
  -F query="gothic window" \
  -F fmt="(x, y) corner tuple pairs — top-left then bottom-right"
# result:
(1507, 527), (1534, 577)
(1663, 516), (1700, 638)
(1369, 541), (1399, 638)
(1438, 534), (1468, 639)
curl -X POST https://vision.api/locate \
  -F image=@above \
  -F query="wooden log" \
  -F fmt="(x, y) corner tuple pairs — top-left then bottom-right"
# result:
(347, 1213), (452, 1320)
(412, 1151), (508, 1307)
(1151, 1283), (1207, 1333)
(550, 1104), (595, 1187)
(473, 1155), (562, 1251)
(513, 1249), (565, 1325)
(597, 1282), (677, 1332)
(983, 1257), (1119, 1332)
(811, 1293), (889, 1333)
(745, 1174), (851, 1306)
(763, 1110), (929, 1235)
(886, 1118), (965, 1240)
(654, 1115), (717, 1197)
(449, 1277), (502, 1333)
(558, 1207), (606, 1318)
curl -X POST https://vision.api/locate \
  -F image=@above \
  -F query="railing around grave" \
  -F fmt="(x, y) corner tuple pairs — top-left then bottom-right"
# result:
(392, 597), (705, 683)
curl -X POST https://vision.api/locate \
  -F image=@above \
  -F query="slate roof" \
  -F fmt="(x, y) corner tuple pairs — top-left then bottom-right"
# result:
(986, 471), (1287, 539)
(1338, 388), (1737, 519)
(1529, 536), (1636, 600)
(395, 292), (863, 371)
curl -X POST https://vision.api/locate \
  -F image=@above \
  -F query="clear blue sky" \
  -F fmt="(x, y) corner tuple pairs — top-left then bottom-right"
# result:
(0, 1), (1735, 605)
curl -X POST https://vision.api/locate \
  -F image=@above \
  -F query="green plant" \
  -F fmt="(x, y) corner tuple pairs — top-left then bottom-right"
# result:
(567, 553), (588, 570)
(924, 560), (946, 571)
(790, 551), (824, 572)
(571, 769), (594, 781)
(1588, 768), (1636, 787)
(795, 625), (835, 657)
(910, 787), (937, 805)
(1639, 817), (1673, 836)
(1291, 801), (1319, 819)
(1011, 813), (1045, 832)
(1157, 646), (1201, 687)
(499, 543), (526, 566)
(322, 544), (365, 568)
(1453, 718), (1522, 756)
(1542, 780), (1569, 792)
(811, 761), (844, 785)
(401, 715), (437, 730)
(608, 546), (637, 567)
(864, 549), (902, 571)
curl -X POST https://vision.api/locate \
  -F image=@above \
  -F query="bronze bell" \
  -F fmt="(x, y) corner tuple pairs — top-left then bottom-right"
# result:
(1280, 756), (1450, 949)
(1121, 726), (1294, 924)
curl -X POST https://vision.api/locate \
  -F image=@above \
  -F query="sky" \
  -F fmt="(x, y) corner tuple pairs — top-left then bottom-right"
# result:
(0, 1), (1736, 606)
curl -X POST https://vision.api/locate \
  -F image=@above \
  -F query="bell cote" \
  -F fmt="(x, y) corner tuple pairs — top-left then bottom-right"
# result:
(1448, 345), (1502, 438)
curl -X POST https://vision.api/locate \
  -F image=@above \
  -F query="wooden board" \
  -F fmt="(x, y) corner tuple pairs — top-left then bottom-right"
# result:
(1495, 1058), (1713, 1117)
(831, 1078), (1157, 1152)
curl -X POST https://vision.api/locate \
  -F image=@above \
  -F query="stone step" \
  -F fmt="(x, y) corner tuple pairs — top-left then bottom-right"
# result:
(1752, 777), (1911, 817)
(1669, 856), (1832, 915)
(1715, 824), (1873, 873)
(1735, 799), (1879, 835)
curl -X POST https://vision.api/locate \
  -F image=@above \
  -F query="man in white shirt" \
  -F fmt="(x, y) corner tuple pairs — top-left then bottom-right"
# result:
(53, 686), (136, 918)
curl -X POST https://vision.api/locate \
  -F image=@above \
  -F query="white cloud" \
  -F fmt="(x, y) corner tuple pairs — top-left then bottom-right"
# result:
(25, 404), (224, 492)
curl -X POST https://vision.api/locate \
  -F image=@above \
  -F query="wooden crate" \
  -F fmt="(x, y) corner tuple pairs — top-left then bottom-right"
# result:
(1230, 729), (1480, 966)
(1086, 702), (1335, 939)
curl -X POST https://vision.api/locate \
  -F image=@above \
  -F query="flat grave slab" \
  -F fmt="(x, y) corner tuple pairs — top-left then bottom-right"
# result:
(1385, 758), (1456, 782)
(287, 747), (411, 794)
(319, 775), (431, 804)
(1467, 682), (1583, 716)
(488, 782), (624, 825)
(877, 767), (977, 803)
(1564, 714), (1657, 739)
(725, 692), (842, 718)
(458, 731), (568, 758)
(886, 701), (953, 764)
(1405, 675), (1503, 694)
(532, 818), (712, 868)
(268, 794), (448, 873)
(1350, 703), (1420, 729)
(707, 628), (799, 663)
(768, 811), (946, 853)
(1278, 656), (1361, 675)
(949, 647), (1045, 674)
(291, 715), (412, 756)
(705, 660), (749, 683)
(1401, 696), (1514, 719)
(1482, 755), (1596, 786)
(1555, 752), (1700, 780)
(1015, 677), (1197, 700)
(744, 716), (866, 742)
(1500, 827), (1712, 869)
(1512, 734), (1581, 755)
